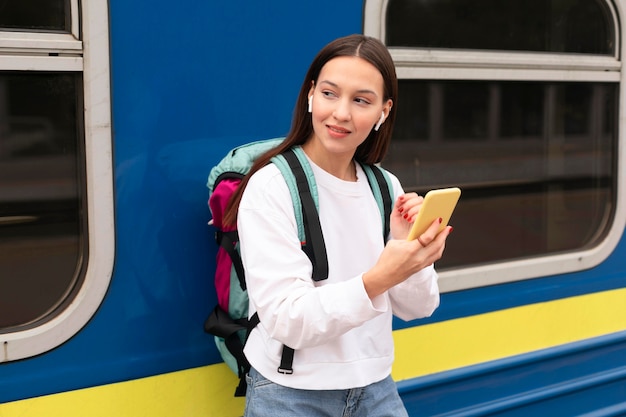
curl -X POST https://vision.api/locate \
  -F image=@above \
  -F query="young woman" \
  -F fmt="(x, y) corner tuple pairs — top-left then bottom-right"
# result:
(225, 34), (453, 417)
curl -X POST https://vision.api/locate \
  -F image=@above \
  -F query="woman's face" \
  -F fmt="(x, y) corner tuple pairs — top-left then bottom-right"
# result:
(307, 56), (392, 161)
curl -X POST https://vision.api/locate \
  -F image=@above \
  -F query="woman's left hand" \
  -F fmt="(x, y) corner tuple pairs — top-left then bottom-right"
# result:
(390, 192), (424, 240)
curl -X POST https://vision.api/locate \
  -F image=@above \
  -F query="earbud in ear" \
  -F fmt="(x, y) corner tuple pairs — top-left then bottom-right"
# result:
(308, 96), (313, 113)
(374, 111), (385, 131)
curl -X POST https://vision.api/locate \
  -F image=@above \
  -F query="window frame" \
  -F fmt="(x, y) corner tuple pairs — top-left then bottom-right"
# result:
(0, 0), (81, 58)
(0, 0), (114, 361)
(365, 0), (626, 292)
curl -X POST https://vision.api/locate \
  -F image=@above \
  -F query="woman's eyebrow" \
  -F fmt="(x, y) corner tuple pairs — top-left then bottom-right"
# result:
(318, 80), (379, 96)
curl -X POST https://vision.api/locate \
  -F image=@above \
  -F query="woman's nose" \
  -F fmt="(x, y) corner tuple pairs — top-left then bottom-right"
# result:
(332, 99), (352, 121)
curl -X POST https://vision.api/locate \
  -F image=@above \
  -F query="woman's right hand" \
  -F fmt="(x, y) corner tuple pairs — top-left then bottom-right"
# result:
(362, 218), (452, 299)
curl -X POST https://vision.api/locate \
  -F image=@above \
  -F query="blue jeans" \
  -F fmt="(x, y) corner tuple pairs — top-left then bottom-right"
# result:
(243, 368), (409, 417)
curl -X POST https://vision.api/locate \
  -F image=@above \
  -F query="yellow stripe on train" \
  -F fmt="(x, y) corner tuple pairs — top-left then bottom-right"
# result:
(2, 288), (625, 416)
(392, 287), (626, 381)
(1, 365), (246, 417)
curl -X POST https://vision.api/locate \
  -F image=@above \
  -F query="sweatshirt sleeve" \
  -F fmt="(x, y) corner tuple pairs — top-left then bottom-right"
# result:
(388, 265), (440, 321)
(238, 166), (383, 350)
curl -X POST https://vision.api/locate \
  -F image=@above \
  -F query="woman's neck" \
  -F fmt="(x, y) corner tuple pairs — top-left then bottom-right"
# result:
(301, 141), (357, 181)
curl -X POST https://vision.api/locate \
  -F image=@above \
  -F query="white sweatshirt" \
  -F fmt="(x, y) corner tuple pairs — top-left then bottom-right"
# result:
(238, 157), (440, 390)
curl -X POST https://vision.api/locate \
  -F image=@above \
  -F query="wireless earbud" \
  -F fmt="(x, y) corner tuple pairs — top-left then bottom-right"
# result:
(308, 96), (313, 113)
(374, 111), (385, 131)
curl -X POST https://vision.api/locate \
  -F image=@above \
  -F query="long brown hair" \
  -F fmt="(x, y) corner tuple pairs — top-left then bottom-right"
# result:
(223, 34), (398, 226)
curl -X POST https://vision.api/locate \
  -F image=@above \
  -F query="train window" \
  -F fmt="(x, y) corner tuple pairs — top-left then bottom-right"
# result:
(386, 0), (614, 55)
(0, 0), (69, 32)
(364, 0), (622, 291)
(388, 80), (616, 268)
(0, 73), (84, 330)
(0, 3), (113, 360)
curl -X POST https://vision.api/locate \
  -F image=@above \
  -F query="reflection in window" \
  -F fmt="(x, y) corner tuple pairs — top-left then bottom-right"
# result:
(0, 0), (69, 32)
(0, 73), (84, 330)
(384, 81), (617, 268)
(386, 0), (614, 55)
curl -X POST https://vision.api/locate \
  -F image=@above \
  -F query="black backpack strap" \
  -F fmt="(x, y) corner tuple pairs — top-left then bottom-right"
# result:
(215, 230), (246, 290)
(277, 346), (295, 375)
(247, 312), (260, 337)
(264, 148), (329, 376)
(281, 148), (329, 282)
(234, 312), (261, 397)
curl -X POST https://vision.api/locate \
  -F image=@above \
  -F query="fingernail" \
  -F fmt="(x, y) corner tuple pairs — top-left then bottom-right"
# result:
(438, 217), (443, 223)
(403, 213), (408, 219)
(399, 207), (404, 213)
(449, 226), (454, 233)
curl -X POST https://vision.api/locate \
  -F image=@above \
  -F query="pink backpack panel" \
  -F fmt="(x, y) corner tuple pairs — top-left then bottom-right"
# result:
(208, 177), (241, 312)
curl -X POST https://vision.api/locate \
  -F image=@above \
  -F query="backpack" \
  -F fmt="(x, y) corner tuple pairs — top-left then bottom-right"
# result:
(203, 137), (393, 396)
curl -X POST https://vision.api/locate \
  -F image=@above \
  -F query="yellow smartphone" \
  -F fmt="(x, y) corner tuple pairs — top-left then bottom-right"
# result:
(406, 187), (461, 241)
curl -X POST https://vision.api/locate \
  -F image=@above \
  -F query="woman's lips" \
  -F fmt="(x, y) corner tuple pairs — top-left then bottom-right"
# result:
(327, 124), (351, 137)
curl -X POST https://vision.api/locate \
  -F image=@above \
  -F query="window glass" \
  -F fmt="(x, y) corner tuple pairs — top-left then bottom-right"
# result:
(0, 0), (69, 32)
(386, 0), (614, 55)
(0, 73), (84, 330)
(384, 80), (617, 268)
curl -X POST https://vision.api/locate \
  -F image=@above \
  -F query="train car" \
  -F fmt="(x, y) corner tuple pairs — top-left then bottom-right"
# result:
(1, 0), (625, 415)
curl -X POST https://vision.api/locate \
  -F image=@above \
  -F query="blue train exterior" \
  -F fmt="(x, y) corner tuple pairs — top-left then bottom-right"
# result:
(1, 0), (625, 416)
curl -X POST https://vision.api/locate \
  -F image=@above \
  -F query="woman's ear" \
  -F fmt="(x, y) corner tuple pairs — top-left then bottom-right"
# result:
(375, 100), (393, 131)
(385, 99), (393, 116)
(308, 82), (316, 113)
